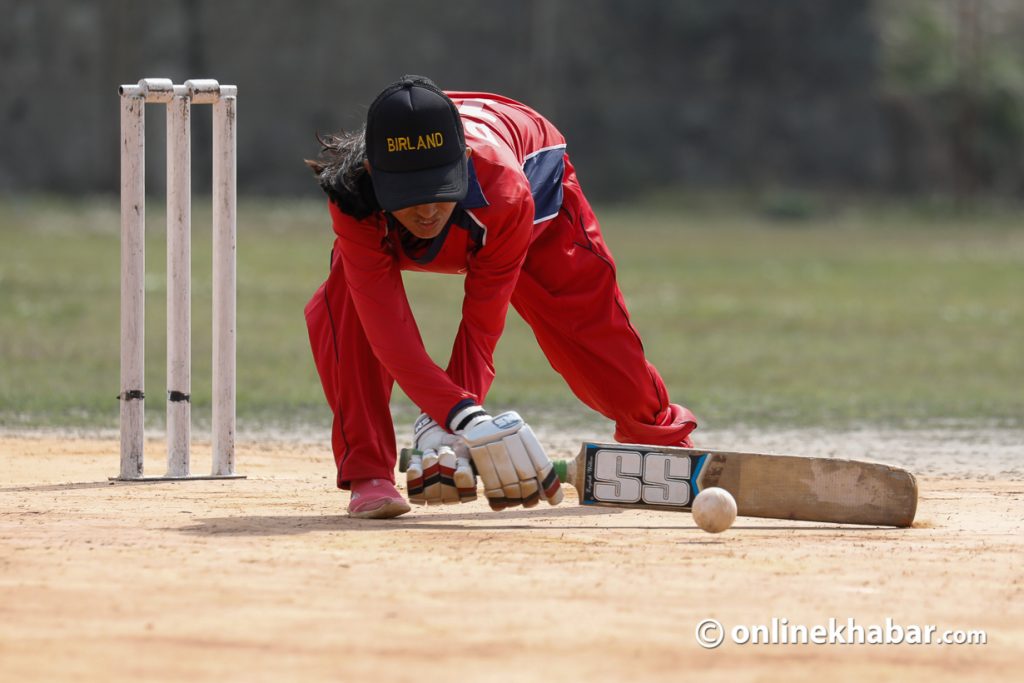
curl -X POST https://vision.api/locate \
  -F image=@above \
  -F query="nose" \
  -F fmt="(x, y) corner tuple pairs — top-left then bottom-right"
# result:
(416, 204), (439, 220)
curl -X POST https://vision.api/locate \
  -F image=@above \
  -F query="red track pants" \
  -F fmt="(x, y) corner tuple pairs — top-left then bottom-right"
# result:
(305, 180), (697, 489)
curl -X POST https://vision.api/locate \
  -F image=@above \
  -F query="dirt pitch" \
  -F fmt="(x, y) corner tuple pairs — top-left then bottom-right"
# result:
(1, 427), (1021, 682)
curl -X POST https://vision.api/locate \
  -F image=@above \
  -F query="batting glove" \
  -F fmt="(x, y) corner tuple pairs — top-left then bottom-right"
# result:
(449, 405), (563, 511)
(406, 414), (476, 505)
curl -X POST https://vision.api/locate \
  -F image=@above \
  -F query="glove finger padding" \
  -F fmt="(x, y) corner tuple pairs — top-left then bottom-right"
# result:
(454, 452), (477, 503)
(503, 435), (540, 508)
(517, 423), (564, 505)
(405, 447), (477, 505)
(467, 444), (515, 510)
(406, 450), (427, 505)
(436, 447), (460, 504)
(421, 449), (443, 503)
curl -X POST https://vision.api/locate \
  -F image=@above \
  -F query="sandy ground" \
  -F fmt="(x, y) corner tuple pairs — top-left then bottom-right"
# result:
(1, 427), (1022, 682)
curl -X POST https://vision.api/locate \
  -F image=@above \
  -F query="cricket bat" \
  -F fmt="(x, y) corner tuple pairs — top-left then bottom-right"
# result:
(553, 442), (918, 527)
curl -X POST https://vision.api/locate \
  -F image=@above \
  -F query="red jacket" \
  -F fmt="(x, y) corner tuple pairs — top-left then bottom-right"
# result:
(328, 92), (568, 428)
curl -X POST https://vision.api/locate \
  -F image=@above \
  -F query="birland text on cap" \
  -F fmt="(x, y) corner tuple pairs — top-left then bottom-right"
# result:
(365, 75), (468, 211)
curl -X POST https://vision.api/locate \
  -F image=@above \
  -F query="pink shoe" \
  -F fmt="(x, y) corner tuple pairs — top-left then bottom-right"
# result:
(347, 478), (411, 519)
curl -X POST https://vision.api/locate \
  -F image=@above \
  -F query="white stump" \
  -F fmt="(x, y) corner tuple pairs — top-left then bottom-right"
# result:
(166, 86), (192, 477)
(211, 87), (237, 477)
(119, 90), (146, 480)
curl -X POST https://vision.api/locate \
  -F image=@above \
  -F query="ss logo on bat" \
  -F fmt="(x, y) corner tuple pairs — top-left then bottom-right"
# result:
(592, 449), (693, 506)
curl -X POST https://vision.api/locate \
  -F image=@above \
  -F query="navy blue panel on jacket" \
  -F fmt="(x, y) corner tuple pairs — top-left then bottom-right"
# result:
(522, 145), (566, 223)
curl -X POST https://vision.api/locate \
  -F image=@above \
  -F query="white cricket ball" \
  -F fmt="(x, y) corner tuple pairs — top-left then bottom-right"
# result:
(692, 487), (737, 533)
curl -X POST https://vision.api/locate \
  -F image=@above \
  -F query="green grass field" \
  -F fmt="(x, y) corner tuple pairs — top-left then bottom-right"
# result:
(1, 195), (1021, 432)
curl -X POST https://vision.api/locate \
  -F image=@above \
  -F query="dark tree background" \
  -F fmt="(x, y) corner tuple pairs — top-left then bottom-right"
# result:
(1, 0), (1021, 200)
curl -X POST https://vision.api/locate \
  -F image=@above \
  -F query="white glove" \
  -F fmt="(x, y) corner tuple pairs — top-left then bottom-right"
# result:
(450, 405), (564, 511)
(406, 413), (476, 505)
(406, 445), (476, 505)
(413, 412), (465, 454)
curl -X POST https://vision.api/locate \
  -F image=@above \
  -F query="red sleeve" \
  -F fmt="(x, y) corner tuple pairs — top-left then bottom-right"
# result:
(328, 201), (476, 425)
(444, 179), (534, 403)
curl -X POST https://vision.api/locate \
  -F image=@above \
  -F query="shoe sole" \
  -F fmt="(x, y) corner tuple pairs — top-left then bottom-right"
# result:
(348, 499), (412, 520)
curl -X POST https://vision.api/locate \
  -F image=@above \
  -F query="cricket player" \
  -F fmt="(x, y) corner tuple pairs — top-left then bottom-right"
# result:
(305, 76), (697, 518)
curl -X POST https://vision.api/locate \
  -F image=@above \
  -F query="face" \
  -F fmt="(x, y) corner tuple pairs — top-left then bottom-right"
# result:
(363, 149), (471, 239)
(390, 202), (457, 239)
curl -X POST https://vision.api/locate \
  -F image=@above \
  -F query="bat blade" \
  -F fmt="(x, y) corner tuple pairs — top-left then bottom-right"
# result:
(557, 442), (918, 527)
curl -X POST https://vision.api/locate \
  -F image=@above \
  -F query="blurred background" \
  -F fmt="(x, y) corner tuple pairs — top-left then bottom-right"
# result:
(4, 0), (1024, 199)
(1, 0), (1021, 436)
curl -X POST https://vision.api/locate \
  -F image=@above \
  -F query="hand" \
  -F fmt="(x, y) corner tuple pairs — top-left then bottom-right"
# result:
(450, 406), (564, 511)
(413, 412), (464, 454)
(406, 446), (476, 505)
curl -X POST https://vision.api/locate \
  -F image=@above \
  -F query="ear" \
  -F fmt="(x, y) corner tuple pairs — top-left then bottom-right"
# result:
(363, 159), (372, 175)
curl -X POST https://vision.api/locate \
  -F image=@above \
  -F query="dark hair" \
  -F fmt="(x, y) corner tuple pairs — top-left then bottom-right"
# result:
(305, 127), (381, 218)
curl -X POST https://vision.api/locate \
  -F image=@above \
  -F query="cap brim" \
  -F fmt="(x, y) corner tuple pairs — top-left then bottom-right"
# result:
(372, 156), (468, 212)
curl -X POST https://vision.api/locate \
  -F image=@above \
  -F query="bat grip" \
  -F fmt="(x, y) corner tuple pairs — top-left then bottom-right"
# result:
(552, 458), (574, 484)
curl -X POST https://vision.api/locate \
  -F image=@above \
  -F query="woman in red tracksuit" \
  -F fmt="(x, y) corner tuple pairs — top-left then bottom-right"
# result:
(305, 76), (697, 518)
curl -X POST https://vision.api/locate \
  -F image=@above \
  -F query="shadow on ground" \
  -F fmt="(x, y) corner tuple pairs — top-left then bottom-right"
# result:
(173, 508), (893, 536)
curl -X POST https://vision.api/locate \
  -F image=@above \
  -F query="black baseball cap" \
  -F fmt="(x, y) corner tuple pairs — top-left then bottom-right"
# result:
(365, 75), (468, 211)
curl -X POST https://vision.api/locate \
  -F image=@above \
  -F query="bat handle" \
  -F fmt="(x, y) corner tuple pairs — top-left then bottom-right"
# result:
(398, 448), (419, 473)
(552, 458), (573, 484)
